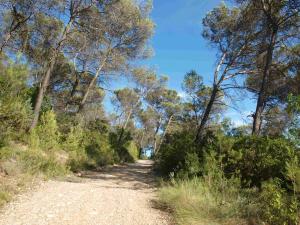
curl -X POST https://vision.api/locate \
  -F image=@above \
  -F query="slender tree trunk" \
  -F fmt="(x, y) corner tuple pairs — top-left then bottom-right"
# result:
(196, 84), (219, 142)
(116, 92), (143, 146)
(156, 115), (173, 154)
(0, 33), (12, 54)
(153, 117), (162, 153)
(139, 131), (145, 158)
(64, 76), (80, 112)
(252, 29), (277, 135)
(77, 58), (107, 112)
(29, 58), (57, 129)
(117, 110), (133, 145)
(70, 77), (80, 98)
(195, 52), (226, 142)
(29, 18), (74, 130)
(123, 110), (132, 130)
(140, 131), (145, 148)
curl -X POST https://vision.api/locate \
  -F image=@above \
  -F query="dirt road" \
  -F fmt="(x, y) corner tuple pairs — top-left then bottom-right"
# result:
(0, 160), (170, 225)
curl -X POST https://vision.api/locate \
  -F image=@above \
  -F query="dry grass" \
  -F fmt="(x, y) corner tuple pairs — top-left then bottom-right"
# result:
(158, 178), (249, 225)
(0, 173), (39, 207)
(0, 143), (69, 208)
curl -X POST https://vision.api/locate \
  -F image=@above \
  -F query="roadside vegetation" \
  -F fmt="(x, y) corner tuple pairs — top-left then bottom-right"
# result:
(156, 1), (300, 224)
(0, 0), (299, 225)
(157, 134), (300, 225)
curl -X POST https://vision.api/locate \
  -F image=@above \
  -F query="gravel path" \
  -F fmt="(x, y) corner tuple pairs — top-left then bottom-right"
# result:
(0, 160), (170, 225)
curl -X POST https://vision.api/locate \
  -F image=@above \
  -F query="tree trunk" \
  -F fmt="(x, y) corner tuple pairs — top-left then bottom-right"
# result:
(77, 58), (107, 112)
(194, 52), (226, 142)
(64, 76), (80, 112)
(196, 84), (219, 142)
(29, 59), (56, 130)
(252, 99), (266, 135)
(70, 77), (80, 98)
(156, 115), (173, 154)
(153, 117), (162, 153)
(0, 33), (12, 54)
(29, 18), (74, 130)
(252, 29), (277, 135)
(117, 110), (132, 145)
(139, 131), (145, 149)
(139, 131), (145, 158)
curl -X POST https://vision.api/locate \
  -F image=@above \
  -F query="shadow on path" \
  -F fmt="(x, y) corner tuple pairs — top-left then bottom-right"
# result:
(67, 160), (158, 191)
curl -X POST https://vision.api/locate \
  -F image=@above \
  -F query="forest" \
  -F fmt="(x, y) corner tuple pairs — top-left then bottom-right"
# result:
(0, 0), (300, 224)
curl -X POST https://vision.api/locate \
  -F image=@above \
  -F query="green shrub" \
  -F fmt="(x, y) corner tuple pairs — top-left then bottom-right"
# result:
(65, 126), (90, 171)
(159, 170), (300, 225)
(67, 149), (89, 172)
(176, 152), (201, 179)
(66, 126), (115, 171)
(27, 110), (61, 150)
(156, 131), (197, 176)
(286, 156), (300, 194)
(28, 128), (40, 149)
(34, 110), (61, 150)
(258, 179), (298, 225)
(84, 130), (115, 167)
(109, 128), (139, 163)
(223, 136), (297, 187)
(63, 125), (84, 152)
(0, 61), (32, 142)
(125, 141), (139, 161)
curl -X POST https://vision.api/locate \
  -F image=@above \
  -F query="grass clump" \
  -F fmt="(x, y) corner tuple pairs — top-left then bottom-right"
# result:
(1, 145), (68, 178)
(20, 150), (68, 177)
(0, 144), (68, 208)
(0, 190), (11, 207)
(159, 153), (250, 225)
(159, 178), (248, 225)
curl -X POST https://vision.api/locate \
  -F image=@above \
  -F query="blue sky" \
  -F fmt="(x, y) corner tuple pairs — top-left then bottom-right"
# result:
(148, 0), (256, 126)
(148, 0), (220, 85)
(105, 0), (256, 126)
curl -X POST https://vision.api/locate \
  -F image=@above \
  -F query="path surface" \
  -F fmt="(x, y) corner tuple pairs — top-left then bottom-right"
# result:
(0, 160), (170, 225)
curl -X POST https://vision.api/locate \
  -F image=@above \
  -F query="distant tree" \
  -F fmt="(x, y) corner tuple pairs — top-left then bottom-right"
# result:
(231, 125), (251, 137)
(182, 70), (206, 127)
(138, 107), (158, 150)
(111, 87), (141, 144)
(155, 89), (181, 153)
(146, 88), (181, 153)
(77, 0), (154, 112)
(130, 67), (168, 153)
(181, 70), (221, 131)
(112, 88), (141, 130)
